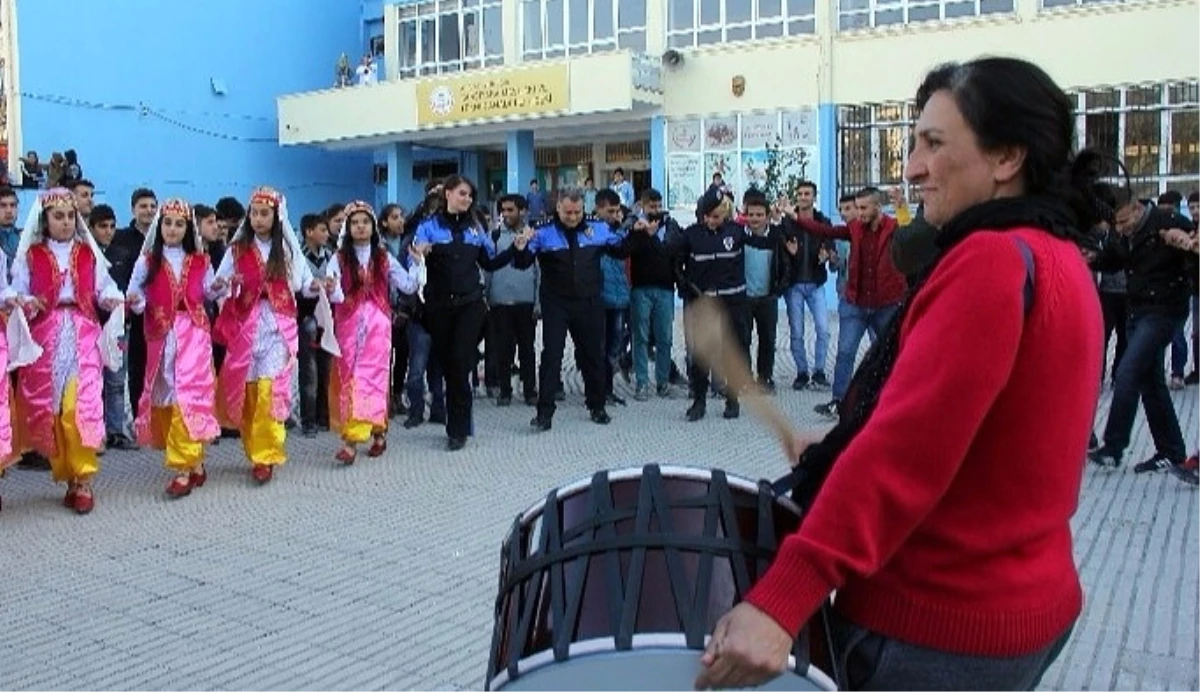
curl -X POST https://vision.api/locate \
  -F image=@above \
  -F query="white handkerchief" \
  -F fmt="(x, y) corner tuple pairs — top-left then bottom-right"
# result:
(101, 306), (126, 372)
(315, 285), (341, 357)
(5, 307), (43, 371)
(415, 261), (427, 304)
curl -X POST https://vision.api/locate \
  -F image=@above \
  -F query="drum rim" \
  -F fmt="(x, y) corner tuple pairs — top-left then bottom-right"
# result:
(486, 633), (837, 691)
(514, 465), (803, 527)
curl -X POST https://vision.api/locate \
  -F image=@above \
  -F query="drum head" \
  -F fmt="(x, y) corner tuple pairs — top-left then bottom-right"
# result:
(490, 647), (834, 691)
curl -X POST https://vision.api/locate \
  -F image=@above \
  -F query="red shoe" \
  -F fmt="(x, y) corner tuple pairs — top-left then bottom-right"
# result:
(189, 467), (207, 488)
(63, 486), (78, 508)
(251, 464), (273, 484)
(367, 436), (387, 458)
(335, 447), (356, 465)
(73, 488), (94, 514)
(166, 476), (192, 498)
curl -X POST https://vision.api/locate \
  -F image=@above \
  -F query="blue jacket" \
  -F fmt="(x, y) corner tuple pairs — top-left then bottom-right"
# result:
(513, 215), (633, 300)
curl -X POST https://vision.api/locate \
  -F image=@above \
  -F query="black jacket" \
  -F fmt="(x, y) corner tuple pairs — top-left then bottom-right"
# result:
(780, 211), (832, 287)
(1092, 205), (1197, 317)
(666, 220), (776, 300)
(105, 225), (146, 292)
(626, 215), (683, 291)
(513, 215), (633, 300)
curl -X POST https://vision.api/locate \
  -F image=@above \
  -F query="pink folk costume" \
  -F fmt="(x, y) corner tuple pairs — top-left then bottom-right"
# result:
(127, 199), (224, 498)
(326, 201), (421, 464)
(212, 187), (316, 484)
(0, 267), (19, 512)
(10, 188), (121, 514)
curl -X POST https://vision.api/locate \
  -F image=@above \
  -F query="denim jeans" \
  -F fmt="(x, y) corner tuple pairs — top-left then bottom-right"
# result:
(405, 320), (445, 420)
(832, 301), (900, 401)
(604, 307), (628, 396)
(784, 282), (830, 377)
(630, 287), (675, 389)
(1170, 321), (1188, 377)
(102, 328), (132, 438)
(1102, 308), (1187, 462)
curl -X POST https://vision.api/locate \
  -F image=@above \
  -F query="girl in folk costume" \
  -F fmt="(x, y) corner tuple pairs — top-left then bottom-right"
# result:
(126, 199), (227, 498)
(10, 188), (122, 514)
(0, 266), (19, 512)
(213, 187), (325, 484)
(326, 201), (424, 464)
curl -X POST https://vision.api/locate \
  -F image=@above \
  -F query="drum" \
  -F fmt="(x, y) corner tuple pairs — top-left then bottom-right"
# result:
(485, 464), (837, 691)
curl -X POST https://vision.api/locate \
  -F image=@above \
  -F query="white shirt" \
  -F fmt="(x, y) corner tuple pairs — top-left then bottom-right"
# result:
(126, 246), (223, 313)
(324, 245), (421, 299)
(355, 62), (377, 86)
(10, 238), (121, 305)
(215, 236), (317, 297)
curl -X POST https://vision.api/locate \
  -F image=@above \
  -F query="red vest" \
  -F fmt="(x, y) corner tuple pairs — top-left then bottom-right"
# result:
(231, 244), (297, 319)
(27, 242), (98, 324)
(337, 249), (391, 315)
(142, 252), (211, 341)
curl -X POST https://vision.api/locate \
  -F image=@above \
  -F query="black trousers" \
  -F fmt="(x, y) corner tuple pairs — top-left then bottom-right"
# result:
(298, 315), (331, 428)
(1099, 291), (1128, 383)
(391, 318), (409, 408)
(489, 303), (537, 398)
(747, 295), (778, 382)
(688, 297), (750, 404)
(538, 294), (606, 418)
(424, 299), (487, 440)
(127, 313), (147, 420)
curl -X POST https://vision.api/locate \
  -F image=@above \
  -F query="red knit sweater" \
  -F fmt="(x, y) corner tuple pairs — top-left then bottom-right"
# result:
(746, 229), (1103, 657)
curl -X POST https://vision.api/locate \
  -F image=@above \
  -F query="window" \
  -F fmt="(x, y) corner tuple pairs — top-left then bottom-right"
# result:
(836, 102), (917, 200)
(837, 0), (1013, 31)
(1041, 0), (1126, 7)
(397, 0), (503, 79)
(522, 0), (644, 59)
(667, 0), (815, 48)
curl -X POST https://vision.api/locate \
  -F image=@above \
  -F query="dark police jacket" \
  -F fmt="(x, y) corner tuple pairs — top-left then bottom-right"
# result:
(513, 214), (635, 301)
(664, 220), (777, 300)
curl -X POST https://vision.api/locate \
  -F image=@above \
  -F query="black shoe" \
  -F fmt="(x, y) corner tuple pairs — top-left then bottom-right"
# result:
(447, 436), (466, 451)
(428, 411), (446, 425)
(1087, 447), (1122, 469)
(220, 428), (241, 439)
(1186, 371), (1199, 385)
(757, 378), (776, 394)
(554, 388), (566, 402)
(531, 415), (553, 432)
(108, 434), (140, 451)
(669, 367), (688, 386)
(810, 372), (831, 390)
(686, 401), (706, 422)
(391, 401), (408, 418)
(284, 418), (297, 431)
(496, 393), (513, 407)
(1133, 453), (1174, 474)
(606, 394), (626, 407)
(723, 401), (740, 419)
(16, 451), (50, 470)
(814, 400), (839, 419)
(1169, 456), (1199, 486)
(486, 387), (498, 399)
(524, 393), (538, 406)
(590, 408), (612, 425)
(302, 426), (318, 439)
(403, 415), (424, 429)
(792, 373), (810, 390)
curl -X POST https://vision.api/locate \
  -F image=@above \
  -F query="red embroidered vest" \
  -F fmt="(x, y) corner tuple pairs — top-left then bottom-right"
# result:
(143, 252), (211, 341)
(27, 242), (98, 325)
(231, 244), (297, 319)
(337, 250), (391, 316)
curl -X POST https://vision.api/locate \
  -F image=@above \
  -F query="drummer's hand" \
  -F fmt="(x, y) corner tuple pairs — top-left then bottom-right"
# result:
(784, 431), (825, 468)
(695, 602), (792, 690)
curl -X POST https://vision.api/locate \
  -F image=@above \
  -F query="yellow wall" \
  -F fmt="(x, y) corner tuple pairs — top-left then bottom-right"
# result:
(662, 39), (823, 118)
(831, 0), (1200, 104)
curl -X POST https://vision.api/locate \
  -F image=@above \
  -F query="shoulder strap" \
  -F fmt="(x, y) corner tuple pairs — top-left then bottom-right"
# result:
(1011, 237), (1035, 317)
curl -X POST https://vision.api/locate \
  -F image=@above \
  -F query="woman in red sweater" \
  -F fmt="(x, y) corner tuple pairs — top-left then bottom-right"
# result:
(696, 57), (1105, 690)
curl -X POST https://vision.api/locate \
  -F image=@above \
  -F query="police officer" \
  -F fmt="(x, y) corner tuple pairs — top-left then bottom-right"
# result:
(666, 188), (778, 421)
(512, 187), (637, 431)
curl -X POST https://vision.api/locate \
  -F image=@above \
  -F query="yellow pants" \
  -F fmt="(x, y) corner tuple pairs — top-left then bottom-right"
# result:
(241, 379), (286, 465)
(150, 405), (205, 472)
(342, 419), (385, 445)
(49, 378), (99, 483)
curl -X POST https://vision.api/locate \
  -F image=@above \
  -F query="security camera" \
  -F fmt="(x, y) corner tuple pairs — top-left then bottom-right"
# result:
(662, 49), (684, 69)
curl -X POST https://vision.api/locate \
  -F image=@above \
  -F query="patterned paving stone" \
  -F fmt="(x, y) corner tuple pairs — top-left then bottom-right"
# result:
(0, 312), (1195, 691)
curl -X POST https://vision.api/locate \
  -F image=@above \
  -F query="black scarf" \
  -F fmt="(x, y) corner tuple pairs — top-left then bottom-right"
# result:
(790, 195), (1080, 509)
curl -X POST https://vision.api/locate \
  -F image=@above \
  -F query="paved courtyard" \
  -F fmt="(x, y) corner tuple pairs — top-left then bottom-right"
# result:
(0, 314), (1196, 691)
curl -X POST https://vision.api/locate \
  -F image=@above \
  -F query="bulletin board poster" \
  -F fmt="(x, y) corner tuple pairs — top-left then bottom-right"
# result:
(781, 108), (818, 147)
(740, 113), (779, 150)
(666, 154), (703, 210)
(668, 120), (702, 153)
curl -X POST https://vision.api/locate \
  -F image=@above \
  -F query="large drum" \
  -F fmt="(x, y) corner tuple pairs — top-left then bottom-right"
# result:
(486, 464), (837, 691)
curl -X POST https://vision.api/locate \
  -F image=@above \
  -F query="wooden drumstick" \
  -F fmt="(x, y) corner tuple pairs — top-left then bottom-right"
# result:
(684, 296), (802, 450)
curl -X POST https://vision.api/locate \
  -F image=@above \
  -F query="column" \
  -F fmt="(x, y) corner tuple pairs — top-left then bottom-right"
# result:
(817, 106), (838, 220)
(385, 141), (414, 205)
(649, 115), (666, 192)
(506, 130), (535, 195)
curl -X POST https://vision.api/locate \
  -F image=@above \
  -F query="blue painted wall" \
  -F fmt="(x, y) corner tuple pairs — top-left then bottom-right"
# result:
(14, 0), (373, 222)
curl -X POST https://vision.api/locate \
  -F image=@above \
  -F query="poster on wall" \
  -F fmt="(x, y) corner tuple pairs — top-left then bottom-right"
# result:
(668, 120), (702, 153)
(740, 113), (779, 150)
(781, 108), (817, 147)
(704, 117), (738, 150)
(666, 154), (703, 210)
(741, 150), (770, 192)
(704, 151), (738, 191)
